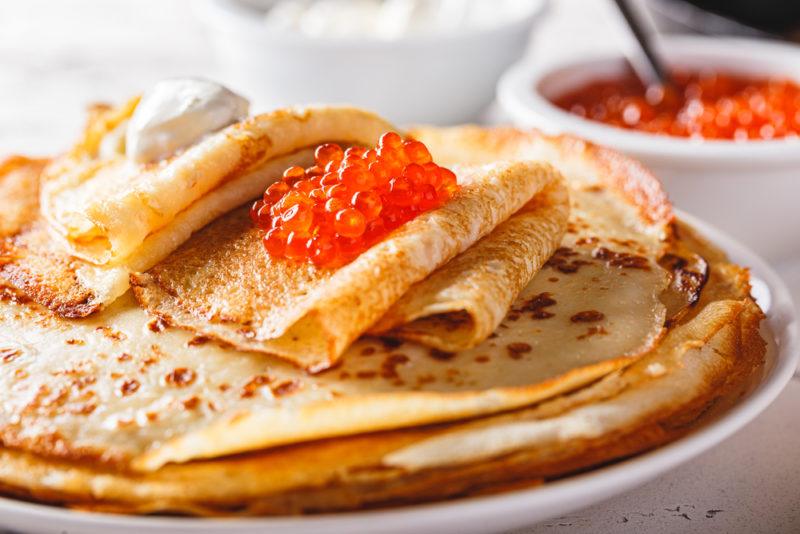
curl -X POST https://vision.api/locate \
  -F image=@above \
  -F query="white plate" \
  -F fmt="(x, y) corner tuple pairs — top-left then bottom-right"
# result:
(1, 211), (797, 534)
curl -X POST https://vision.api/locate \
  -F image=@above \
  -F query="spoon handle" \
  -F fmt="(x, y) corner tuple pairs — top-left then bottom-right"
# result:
(612, 0), (671, 87)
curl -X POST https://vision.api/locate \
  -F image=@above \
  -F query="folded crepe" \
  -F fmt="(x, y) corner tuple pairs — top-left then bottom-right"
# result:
(368, 178), (569, 351)
(0, 127), (680, 473)
(1, 103), (394, 317)
(42, 103), (395, 266)
(132, 161), (569, 371)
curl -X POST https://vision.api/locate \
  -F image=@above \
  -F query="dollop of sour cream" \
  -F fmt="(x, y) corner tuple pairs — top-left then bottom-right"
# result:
(263, 0), (530, 39)
(126, 78), (250, 164)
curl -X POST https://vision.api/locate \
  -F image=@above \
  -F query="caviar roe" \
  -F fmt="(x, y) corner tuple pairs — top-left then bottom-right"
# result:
(552, 68), (800, 140)
(250, 132), (459, 268)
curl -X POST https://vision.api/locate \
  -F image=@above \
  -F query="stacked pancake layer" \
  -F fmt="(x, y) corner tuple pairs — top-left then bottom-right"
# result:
(0, 107), (765, 515)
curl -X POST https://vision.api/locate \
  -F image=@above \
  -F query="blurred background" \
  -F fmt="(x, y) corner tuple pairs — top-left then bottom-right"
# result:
(1, 0), (799, 294)
(4, 0), (800, 153)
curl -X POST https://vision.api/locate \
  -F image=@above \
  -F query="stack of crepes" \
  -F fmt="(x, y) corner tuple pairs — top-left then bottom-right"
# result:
(0, 97), (764, 515)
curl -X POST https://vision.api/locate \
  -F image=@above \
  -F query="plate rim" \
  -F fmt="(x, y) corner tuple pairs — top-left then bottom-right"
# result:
(1, 209), (797, 533)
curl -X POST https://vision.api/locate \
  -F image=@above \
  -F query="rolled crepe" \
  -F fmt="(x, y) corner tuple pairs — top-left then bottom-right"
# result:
(131, 161), (568, 371)
(42, 105), (395, 266)
(370, 178), (569, 351)
(1, 104), (394, 317)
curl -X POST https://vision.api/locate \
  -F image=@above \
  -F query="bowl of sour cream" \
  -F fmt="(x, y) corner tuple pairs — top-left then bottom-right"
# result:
(198, 0), (546, 125)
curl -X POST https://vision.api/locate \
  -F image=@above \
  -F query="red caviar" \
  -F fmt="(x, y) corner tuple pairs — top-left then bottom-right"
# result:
(552, 68), (800, 140)
(251, 132), (458, 268)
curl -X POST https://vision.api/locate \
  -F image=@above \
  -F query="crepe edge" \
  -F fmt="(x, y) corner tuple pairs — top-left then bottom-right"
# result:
(407, 125), (674, 234)
(131, 353), (636, 471)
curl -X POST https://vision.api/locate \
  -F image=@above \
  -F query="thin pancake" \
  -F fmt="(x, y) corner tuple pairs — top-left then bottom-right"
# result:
(131, 161), (568, 371)
(409, 125), (672, 230)
(0, 219), (764, 515)
(42, 105), (395, 266)
(0, 168), (669, 473)
(3, 106), (393, 317)
(2, 150), (316, 317)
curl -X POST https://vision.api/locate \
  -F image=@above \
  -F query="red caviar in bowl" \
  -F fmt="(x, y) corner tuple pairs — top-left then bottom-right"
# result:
(552, 68), (800, 140)
(250, 132), (459, 268)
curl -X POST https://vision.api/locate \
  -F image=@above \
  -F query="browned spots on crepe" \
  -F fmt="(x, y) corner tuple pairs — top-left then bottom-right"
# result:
(182, 396), (202, 410)
(570, 310), (605, 323)
(428, 348), (456, 361)
(356, 370), (378, 379)
(514, 292), (557, 320)
(117, 379), (141, 397)
(1, 347), (22, 364)
(592, 247), (651, 270)
(575, 236), (600, 246)
(380, 354), (410, 381)
(95, 326), (127, 341)
(577, 326), (609, 340)
(147, 317), (168, 333)
(660, 252), (709, 309)
(507, 342), (532, 360)
(272, 380), (302, 397)
(380, 338), (404, 350)
(545, 247), (592, 274)
(163, 368), (197, 388)
(187, 335), (212, 347)
(240, 375), (273, 399)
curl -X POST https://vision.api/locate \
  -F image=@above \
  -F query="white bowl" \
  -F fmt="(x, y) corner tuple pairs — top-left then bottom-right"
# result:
(498, 35), (800, 262)
(197, 0), (546, 126)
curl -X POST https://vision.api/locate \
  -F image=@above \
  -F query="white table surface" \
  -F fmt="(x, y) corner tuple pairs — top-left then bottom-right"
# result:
(0, 1), (797, 533)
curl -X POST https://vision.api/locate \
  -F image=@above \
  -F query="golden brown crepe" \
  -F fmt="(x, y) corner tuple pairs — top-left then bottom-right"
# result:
(42, 104), (395, 266)
(409, 125), (673, 230)
(369, 178), (570, 351)
(0, 123), (765, 517)
(0, 220), (764, 516)
(0, 130), (673, 473)
(1, 104), (394, 317)
(132, 161), (569, 371)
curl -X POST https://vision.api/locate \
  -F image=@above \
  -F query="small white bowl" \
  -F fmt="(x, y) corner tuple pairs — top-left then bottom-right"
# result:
(498, 35), (800, 262)
(198, 0), (546, 126)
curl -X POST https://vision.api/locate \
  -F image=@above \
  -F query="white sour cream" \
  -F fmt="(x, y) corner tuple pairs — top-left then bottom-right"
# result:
(126, 78), (250, 164)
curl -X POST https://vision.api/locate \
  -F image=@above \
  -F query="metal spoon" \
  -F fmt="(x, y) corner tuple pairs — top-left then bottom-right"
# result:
(612, 0), (672, 88)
